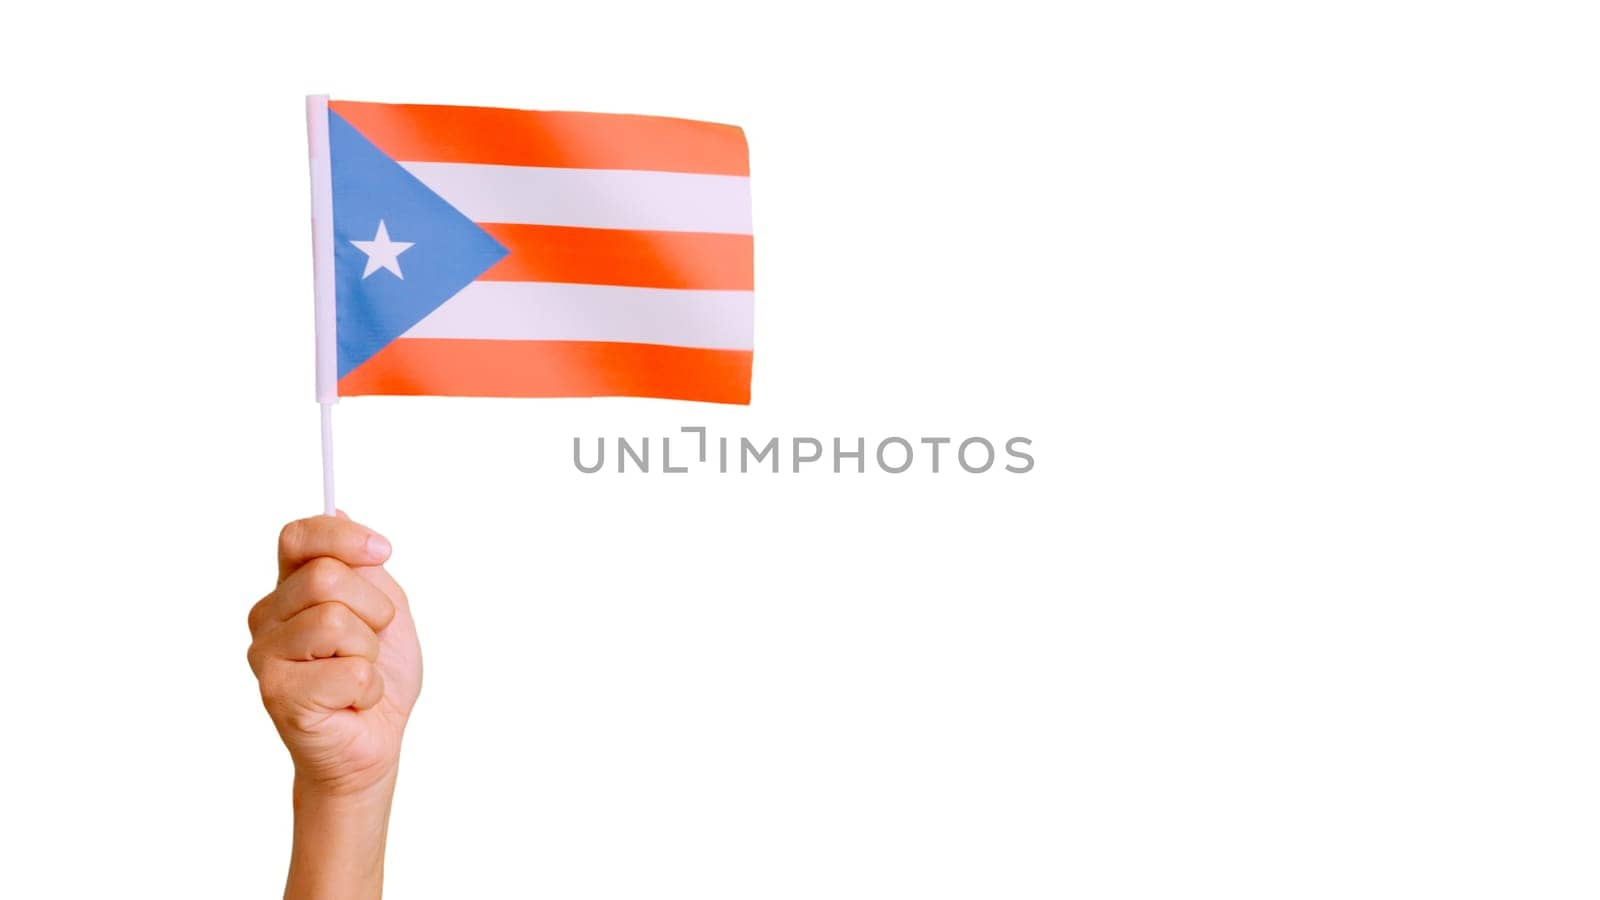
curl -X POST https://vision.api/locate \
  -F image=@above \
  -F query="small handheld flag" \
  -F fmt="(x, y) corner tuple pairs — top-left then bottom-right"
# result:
(304, 95), (754, 511)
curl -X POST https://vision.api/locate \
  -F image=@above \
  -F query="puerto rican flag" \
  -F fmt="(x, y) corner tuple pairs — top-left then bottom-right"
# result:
(306, 97), (753, 404)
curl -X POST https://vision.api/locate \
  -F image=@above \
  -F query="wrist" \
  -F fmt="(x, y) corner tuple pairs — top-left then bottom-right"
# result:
(286, 773), (397, 900)
(293, 767), (398, 812)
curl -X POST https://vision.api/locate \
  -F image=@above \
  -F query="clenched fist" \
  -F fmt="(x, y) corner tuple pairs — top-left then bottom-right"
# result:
(248, 514), (422, 899)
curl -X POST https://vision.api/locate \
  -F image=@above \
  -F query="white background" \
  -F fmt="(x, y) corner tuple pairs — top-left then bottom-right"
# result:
(2, 1), (1596, 897)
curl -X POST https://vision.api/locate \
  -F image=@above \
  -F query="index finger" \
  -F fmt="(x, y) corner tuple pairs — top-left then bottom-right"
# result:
(278, 515), (392, 582)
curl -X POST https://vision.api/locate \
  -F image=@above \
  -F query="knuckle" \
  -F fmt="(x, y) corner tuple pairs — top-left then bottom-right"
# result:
(246, 596), (270, 633)
(304, 557), (345, 598)
(373, 596), (398, 630)
(257, 661), (292, 703)
(278, 519), (308, 554)
(316, 602), (355, 634)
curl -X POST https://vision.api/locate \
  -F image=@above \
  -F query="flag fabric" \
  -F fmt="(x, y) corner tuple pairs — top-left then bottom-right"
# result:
(307, 97), (753, 405)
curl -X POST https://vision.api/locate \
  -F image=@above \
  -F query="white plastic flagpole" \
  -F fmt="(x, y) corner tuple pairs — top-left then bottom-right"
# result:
(306, 94), (339, 516)
(319, 401), (336, 515)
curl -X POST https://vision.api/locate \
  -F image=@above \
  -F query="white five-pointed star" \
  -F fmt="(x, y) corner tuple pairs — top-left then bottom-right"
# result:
(350, 220), (415, 279)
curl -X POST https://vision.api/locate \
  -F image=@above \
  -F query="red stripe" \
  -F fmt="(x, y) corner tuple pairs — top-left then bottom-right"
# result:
(331, 101), (749, 175)
(339, 339), (752, 404)
(477, 224), (754, 290)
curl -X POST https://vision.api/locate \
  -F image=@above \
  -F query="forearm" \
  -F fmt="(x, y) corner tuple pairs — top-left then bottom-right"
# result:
(285, 775), (396, 900)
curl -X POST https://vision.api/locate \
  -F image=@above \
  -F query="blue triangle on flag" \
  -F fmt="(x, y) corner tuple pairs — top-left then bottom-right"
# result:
(329, 110), (508, 379)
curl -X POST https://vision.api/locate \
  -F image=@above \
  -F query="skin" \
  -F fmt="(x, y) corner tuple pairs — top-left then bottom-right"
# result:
(248, 514), (422, 899)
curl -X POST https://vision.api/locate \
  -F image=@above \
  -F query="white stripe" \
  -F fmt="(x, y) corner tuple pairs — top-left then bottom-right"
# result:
(403, 282), (755, 350)
(400, 162), (753, 234)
